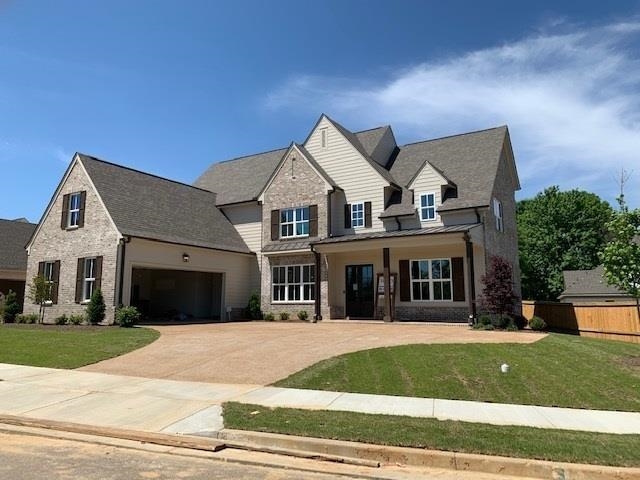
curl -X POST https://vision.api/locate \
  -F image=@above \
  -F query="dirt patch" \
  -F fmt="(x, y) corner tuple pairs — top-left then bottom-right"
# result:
(620, 355), (640, 370)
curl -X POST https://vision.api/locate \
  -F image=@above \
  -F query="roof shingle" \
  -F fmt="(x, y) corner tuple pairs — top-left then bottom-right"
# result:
(0, 218), (36, 271)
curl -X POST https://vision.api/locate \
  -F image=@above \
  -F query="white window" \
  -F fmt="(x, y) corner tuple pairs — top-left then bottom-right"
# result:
(68, 192), (82, 227)
(272, 264), (315, 303)
(280, 207), (309, 238)
(83, 257), (96, 301)
(419, 193), (436, 221)
(351, 202), (364, 228)
(43, 261), (55, 300)
(410, 259), (452, 301)
(320, 129), (328, 149)
(494, 198), (503, 232)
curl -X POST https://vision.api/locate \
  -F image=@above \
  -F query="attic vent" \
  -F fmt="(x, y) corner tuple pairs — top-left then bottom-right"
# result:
(320, 129), (328, 149)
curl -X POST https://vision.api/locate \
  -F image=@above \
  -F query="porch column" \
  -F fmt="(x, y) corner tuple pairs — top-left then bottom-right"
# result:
(383, 247), (392, 322)
(314, 251), (322, 321)
(464, 233), (477, 320)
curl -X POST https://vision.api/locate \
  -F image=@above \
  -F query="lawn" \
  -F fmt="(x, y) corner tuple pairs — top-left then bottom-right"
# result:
(0, 324), (159, 369)
(224, 402), (640, 467)
(275, 334), (640, 412)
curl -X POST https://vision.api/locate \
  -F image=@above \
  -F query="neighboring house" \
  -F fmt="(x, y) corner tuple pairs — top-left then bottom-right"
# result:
(0, 218), (37, 308)
(24, 155), (256, 323)
(196, 114), (521, 322)
(559, 266), (632, 303)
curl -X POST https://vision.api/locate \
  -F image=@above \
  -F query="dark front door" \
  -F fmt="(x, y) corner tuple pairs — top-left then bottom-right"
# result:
(345, 264), (374, 318)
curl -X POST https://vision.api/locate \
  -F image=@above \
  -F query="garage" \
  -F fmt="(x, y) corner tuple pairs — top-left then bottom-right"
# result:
(130, 268), (224, 322)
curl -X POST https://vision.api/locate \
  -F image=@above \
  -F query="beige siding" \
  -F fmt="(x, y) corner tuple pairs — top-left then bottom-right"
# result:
(305, 117), (388, 235)
(221, 203), (262, 254)
(409, 163), (446, 227)
(123, 238), (258, 313)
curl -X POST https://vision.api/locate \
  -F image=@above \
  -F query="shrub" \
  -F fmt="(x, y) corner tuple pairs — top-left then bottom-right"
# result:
(506, 322), (519, 332)
(15, 313), (38, 324)
(279, 312), (290, 321)
(479, 256), (519, 317)
(529, 316), (547, 331)
(478, 315), (492, 326)
(115, 306), (140, 328)
(297, 310), (309, 321)
(511, 313), (528, 330)
(245, 291), (262, 320)
(86, 289), (106, 325)
(54, 314), (68, 325)
(263, 312), (274, 321)
(492, 314), (513, 330)
(68, 314), (86, 325)
(2, 290), (21, 323)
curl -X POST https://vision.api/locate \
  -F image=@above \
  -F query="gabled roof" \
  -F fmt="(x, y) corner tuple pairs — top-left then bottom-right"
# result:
(0, 218), (36, 271)
(78, 154), (251, 254)
(391, 126), (509, 212)
(379, 188), (416, 218)
(560, 266), (630, 299)
(353, 125), (391, 158)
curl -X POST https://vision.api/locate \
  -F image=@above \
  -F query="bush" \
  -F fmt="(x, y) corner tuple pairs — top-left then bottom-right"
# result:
(529, 316), (547, 331)
(478, 315), (492, 326)
(54, 314), (68, 325)
(68, 314), (86, 325)
(506, 322), (519, 332)
(115, 306), (140, 328)
(15, 313), (38, 324)
(86, 289), (106, 325)
(245, 291), (262, 320)
(279, 312), (290, 321)
(3, 290), (21, 323)
(297, 310), (309, 321)
(263, 312), (274, 321)
(492, 314), (512, 330)
(511, 313), (528, 330)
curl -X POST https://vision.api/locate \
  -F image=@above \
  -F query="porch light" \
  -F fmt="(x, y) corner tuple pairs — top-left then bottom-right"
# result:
(182, 253), (190, 262)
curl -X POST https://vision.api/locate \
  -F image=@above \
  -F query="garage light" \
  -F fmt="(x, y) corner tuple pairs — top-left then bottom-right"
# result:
(182, 253), (190, 262)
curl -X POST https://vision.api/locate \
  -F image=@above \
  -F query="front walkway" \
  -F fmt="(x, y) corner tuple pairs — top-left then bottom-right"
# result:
(80, 322), (545, 384)
(1, 363), (638, 436)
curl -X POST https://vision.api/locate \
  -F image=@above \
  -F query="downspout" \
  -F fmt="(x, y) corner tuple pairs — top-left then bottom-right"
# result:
(310, 244), (322, 322)
(464, 232), (477, 322)
(117, 236), (131, 306)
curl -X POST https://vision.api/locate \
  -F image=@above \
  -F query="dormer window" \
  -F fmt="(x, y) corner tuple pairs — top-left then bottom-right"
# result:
(280, 207), (309, 238)
(493, 198), (504, 232)
(419, 193), (436, 222)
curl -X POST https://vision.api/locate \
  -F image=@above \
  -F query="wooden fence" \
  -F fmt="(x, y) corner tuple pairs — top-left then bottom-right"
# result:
(522, 300), (640, 344)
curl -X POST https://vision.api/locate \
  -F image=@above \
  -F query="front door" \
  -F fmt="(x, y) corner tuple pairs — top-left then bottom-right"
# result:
(345, 264), (374, 318)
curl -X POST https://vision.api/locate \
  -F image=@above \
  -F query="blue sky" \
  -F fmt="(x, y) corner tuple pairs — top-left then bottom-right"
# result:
(1, 0), (639, 222)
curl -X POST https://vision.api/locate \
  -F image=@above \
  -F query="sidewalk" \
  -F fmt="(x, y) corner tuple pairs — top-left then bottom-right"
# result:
(1, 363), (639, 436)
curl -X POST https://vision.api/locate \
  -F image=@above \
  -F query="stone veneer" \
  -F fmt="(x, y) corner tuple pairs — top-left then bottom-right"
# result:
(23, 160), (120, 323)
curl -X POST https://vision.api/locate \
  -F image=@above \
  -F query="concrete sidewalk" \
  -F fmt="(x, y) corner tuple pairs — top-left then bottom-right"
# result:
(1, 363), (639, 436)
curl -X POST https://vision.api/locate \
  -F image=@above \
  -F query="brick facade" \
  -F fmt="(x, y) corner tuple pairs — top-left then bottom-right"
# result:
(24, 161), (120, 323)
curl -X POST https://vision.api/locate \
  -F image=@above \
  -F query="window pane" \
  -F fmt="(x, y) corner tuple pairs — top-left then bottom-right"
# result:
(421, 195), (427, 207)
(273, 267), (280, 284)
(411, 261), (419, 280)
(421, 282), (430, 300)
(420, 261), (429, 279)
(291, 284), (301, 301)
(287, 266), (294, 283)
(432, 260), (441, 279)
(273, 285), (279, 301)
(442, 281), (452, 300)
(434, 282), (442, 300)
(296, 221), (309, 236)
(427, 194), (434, 207)
(412, 282), (421, 300)
(85, 258), (94, 279)
(441, 260), (451, 279)
(303, 284), (313, 301)
(310, 265), (316, 282)
(293, 266), (301, 283)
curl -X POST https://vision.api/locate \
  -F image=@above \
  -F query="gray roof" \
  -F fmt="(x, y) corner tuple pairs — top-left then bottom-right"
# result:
(392, 126), (508, 212)
(0, 218), (36, 271)
(78, 154), (251, 254)
(379, 188), (416, 218)
(313, 224), (479, 245)
(560, 266), (629, 299)
(262, 240), (312, 253)
(353, 125), (391, 158)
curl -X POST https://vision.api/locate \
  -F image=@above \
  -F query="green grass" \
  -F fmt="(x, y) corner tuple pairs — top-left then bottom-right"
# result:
(275, 334), (640, 411)
(0, 324), (159, 369)
(224, 402), (640, 467)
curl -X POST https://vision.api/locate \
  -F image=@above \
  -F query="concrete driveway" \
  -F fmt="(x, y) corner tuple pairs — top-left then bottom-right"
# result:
(80, 321), (546, 385)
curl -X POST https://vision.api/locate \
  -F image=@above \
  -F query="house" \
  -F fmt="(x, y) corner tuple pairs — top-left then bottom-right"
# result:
(559, 266), (632, 303)
(25, 114), (520, 323)
(0, 218), (37, 308)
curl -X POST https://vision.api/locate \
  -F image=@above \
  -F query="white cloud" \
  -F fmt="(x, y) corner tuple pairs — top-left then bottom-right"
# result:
(266, 20), (640, 207)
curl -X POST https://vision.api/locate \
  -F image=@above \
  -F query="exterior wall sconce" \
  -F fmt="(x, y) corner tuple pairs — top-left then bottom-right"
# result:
(182, 253), (190, 262)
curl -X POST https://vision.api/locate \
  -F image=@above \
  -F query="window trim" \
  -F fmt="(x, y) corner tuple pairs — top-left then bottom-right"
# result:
(410, 258), (453, 302)
(272, 264), (315, 304)
(351, 202), (365, 229)
(494, 198), (504, 232)
(68, 192), (82, 228)
(280, 206), (310, 239)
(82, 257), (97, 302)
(418, 192), (437, 222)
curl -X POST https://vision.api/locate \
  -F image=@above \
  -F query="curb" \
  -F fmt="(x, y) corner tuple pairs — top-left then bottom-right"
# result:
(218, 429), (640, 480)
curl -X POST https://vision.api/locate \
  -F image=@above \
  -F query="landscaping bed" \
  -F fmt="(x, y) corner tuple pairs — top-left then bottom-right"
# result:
(275, 333), (640, 412)
(0, 324), (159, 369)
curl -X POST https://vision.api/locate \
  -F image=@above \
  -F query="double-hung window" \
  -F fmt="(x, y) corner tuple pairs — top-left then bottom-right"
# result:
(83, 257), (97, 301)
(493, 198), (503, 232)
(351, 202), (364, 228)
(272, 264), (315, 302)
(280, 207), (309, 238)
(410, 259), (452, 301)
(419, 193), (436, 221)
(43, 261), (55, 300)
(68, 192), (82, 228)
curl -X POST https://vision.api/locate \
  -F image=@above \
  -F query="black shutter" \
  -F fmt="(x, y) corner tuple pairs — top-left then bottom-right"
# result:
(61, 194), (70, 229)
(75, 258), (84, 303)
(36, 262), (45, 304)
(78, 191), (87, 228)
(271, 210), (280, 241)
(344, 204), (351, 229)
(364, 202), (372, 228)
(309, 205), (318, 237)
(452, 257), (465, 301)
(94, 256), (103, 292)
(399, 260), (411, 302)
(51, 260), (60, 304)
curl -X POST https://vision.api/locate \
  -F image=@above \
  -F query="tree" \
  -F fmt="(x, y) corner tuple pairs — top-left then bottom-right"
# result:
(599, 196), (640, 321)
(2, 290), (20, 323)
(517, 186), (613, 300)
(28, 274), (49, 323)
(480, 255), (519, 317)
(86, 289), (106, 325)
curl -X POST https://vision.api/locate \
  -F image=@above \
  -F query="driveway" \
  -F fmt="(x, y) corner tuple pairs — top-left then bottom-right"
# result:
(81, 322), (546, 385)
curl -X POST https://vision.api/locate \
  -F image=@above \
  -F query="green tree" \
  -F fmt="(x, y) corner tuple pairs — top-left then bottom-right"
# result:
(517, 186), (613, 300)
(2, 290), (21, 323)
(86, 289), (106, 325)
(599, 196), (640, 320)
(28, 274), (49, 323)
